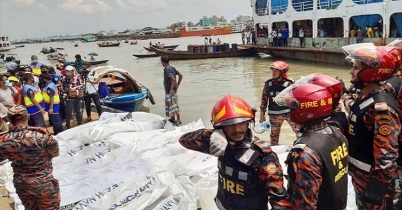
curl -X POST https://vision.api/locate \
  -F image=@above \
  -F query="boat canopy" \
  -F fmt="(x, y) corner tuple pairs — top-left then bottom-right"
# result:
(351, 14), (382, 32)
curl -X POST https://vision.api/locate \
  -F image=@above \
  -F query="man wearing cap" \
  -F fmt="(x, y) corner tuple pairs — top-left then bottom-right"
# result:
(0, 105), (60, 209)
(28, 55), (43, 77)
(63, 66), (83, 128)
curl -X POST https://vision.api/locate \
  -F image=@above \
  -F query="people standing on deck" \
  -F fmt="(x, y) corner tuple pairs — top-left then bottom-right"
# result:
(341, 44), (400, 209)
(271, 29), (278, 47)
(63, 66), (83, 129)
(28, 55), (43, 77)
(161, 55), (182, 125)
(22, 73), (45, 127)
(209, 37), (212, 44)
(299, 28), (305, 47)
(282, 27), (289, 47)
(41, 73), (63, 135)
(0, 105), (60, 210)
(83, 62), (102, 123)
(259, 61), (299, 145)
(179, 95), (291, 210)
(241, 30), (245, 44)
(274, 83), (348, 210)
(204, 37), (208, 45)
(365, 25), (374, 38)
(251, 28), (257, 45)
(246, 30), (251, 44)
(356, 28), (364, 43)
(277, 29), (282, 47)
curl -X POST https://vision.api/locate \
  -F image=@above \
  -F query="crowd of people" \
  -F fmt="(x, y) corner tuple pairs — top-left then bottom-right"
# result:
(180, 40), (402, 209)
(0, 39), (401, 210)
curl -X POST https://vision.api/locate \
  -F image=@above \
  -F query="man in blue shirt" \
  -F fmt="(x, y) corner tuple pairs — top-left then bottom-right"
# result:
(74, 54), (86, 73)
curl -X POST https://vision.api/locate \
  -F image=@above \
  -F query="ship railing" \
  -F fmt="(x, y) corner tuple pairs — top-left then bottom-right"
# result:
(353, 0), (385, 4)
(293, 1), (314, 11)
(255, 8), (269, 16)
(318, 0), (342, 9)
(271, 5), (288, 14)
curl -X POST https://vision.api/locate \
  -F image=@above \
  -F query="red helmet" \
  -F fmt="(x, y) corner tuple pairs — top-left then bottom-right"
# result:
(342, 44), (397, 82)
(296, 73), (343, 107)
(211, 95), (254, 126)
(274, 84), (332, 124)
(269, 61), (290, 78)
(382, 44), (402, 71)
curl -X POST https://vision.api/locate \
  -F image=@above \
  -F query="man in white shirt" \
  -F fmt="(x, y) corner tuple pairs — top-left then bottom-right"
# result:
(83, 62), (102, 122)
(0, 74), (17, 107)
(299, 28), (305, 47)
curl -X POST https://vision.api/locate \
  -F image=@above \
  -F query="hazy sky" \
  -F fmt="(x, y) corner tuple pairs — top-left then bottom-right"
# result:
(0, 0), (252, 40)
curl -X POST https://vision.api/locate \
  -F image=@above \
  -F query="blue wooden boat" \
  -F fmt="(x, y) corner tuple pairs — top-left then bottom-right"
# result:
(91, 66), (155, 112)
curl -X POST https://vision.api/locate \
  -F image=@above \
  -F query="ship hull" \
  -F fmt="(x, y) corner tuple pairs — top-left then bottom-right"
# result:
(179, 28), (233, 37)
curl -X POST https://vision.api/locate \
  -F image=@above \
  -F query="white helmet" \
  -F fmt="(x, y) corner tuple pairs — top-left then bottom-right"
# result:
(65, 65), (75, 71)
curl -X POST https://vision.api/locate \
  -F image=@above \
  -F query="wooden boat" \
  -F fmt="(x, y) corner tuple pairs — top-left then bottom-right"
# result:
(47, 52), (67, 60)
(132, 53), (159, 58)
(130, 41), (138, 45)
(149, 44), (179, 51)
(92, 66), (155, 112)
(98, 41), (120, 47)
(74, 43), (79, 47)
(90, 59), (109, 65)
(143, 46), (177, 52)
(149, 46), (256, 60)
(15, 45), (25, 48)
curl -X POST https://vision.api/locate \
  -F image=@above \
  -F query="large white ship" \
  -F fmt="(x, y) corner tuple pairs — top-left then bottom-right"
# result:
(251, 0), (402, 48)
(0, 36), (15, 52)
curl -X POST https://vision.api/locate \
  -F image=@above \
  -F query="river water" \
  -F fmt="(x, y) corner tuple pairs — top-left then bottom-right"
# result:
(2, 33), (352, 145)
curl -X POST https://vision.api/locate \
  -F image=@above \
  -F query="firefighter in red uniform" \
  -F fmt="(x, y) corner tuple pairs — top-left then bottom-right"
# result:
(295, 73), (348, 134)
(0, 105), (60, 209)
(259, 61), (299, 145)
(179, 95), (291, 210)
(274, 83), (348, 210)
(380, 41), (402, 209)
(341, 44), (401, 209)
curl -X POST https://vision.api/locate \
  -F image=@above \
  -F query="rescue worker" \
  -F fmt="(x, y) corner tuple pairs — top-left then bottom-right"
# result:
(259, 61), (299, 145)
(274, 83), (348, 209)
(22, 73), (45, 127)
(341, 44), (401, 209)
(41, 73), (63, 135)
(179, 95), (291, 210)
(0, 105), (60, 209)
(28, 55), (43, 77)
(295, 73), (348, 134)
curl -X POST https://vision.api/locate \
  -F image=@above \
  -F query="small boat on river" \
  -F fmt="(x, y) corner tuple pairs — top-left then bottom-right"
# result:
(132, 53), (159, 58)
(148, 44), (179, 51)
(90, 59), (109, 65)
(92, 66), (155, 112)
(149, 44), (256, 60)
(98, 41), (120, 47)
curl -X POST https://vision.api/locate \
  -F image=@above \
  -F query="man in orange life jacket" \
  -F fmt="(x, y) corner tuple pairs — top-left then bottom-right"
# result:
(179, 95), (291, 210)
(341, 44), (401, 209)
(28, 55), (43, 77)
(294, 73), (348, 135)
(275, 83), (348, 210)
(22, 73), (45, 127)
(259, 61), (299, 145)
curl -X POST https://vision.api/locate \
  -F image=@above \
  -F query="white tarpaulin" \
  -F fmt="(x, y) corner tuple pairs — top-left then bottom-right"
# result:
(0, 112), (357, 210)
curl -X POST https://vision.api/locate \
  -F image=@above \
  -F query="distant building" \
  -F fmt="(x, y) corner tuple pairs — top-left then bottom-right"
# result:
(236, 15), (252, 23)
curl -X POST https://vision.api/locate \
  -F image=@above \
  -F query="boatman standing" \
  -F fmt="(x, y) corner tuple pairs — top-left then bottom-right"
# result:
(259, 61), (299, 145)
(341, 44), (400, 209)
(179, 95), (291, 210)
(275, 83), (348, 210)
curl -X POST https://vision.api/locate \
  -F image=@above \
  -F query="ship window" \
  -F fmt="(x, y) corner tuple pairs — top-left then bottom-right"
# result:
(350, 14), (383, 37)
(390, 13), (402, 37)
(255, 0), (269, 16)
(256, 24), (269, 37)
(293, 20), (313, 37)
(317, 18), (344, 37)
(318, 0), (342, 9)
(271, 0), (288, 15)
(292, 0), (313, 12)
(352, 0), (383, 5)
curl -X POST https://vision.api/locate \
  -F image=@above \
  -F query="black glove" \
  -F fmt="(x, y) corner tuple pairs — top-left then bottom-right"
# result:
(335, 76), (348, 94)
(361, 179), (389, 206)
